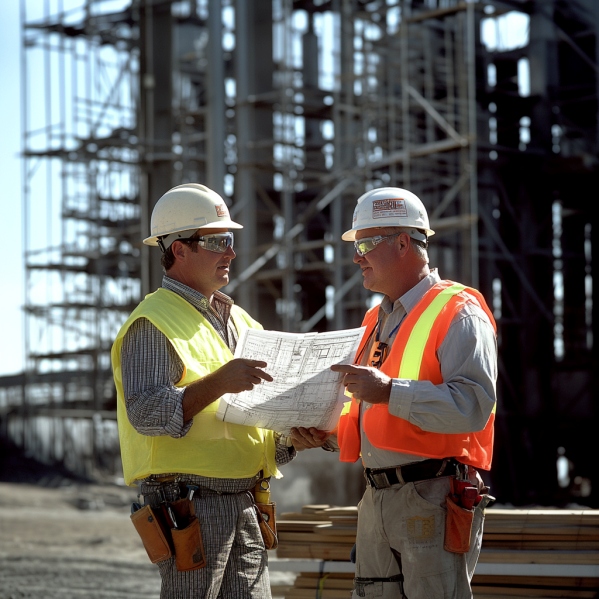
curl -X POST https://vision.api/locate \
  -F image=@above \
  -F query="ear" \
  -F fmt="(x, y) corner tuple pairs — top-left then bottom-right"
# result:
(171, 240), (187, 262)
(396, 232), (411, 255)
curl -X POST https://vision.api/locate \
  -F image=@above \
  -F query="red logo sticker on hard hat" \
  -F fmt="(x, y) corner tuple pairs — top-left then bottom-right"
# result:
(372, 198), (408, 219)
(215, 204), (228, 217)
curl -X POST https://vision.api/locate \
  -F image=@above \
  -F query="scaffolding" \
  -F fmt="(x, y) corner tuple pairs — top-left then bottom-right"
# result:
(1, 0), (598, 505)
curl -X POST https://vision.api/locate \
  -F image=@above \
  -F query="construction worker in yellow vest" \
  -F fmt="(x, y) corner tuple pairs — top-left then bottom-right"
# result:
(112, 183), (326, 599)
(291, 187), (498, 599)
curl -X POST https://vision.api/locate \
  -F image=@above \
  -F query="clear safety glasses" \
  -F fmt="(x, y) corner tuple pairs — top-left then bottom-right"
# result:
(354, 233), (400, 257)
(181, 232), (234, 254)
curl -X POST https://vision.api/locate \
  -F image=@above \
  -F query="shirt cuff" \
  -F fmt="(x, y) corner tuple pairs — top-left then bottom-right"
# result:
(169, 387), (194, 437)
(321, 434), (339, 452)
(274, 436), (296, 465)
(274, 432), (294, 447)
(388, 379), (415, 420)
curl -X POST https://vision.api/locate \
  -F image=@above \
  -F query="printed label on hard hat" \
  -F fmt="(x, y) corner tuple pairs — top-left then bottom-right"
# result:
(372, 199), (408, 219)
(215, 204), (228, 217)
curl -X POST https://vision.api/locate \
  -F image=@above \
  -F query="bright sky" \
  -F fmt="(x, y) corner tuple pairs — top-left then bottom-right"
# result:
(0, 3), (24, 375)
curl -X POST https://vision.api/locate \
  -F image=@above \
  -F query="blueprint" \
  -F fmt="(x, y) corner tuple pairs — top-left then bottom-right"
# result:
(215, 327), (366, 434)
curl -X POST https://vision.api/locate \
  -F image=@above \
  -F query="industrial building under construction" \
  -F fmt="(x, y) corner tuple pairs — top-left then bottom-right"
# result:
(0, 0), (598, 509)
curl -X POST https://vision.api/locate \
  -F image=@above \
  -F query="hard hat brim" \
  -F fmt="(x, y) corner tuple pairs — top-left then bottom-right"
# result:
(143, 219), (243, 246)
(341, 225), (435, 242)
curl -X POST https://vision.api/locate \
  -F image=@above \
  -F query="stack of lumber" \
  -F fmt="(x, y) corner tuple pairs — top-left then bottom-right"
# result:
(276, 504), (357, 562)
(277, 573), (354, 599)
(473, 508), (599, 598)
(274, 505), (599, 599)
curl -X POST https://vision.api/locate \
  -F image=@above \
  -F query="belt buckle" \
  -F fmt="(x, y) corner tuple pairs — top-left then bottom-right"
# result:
(368, 470), (390, 489)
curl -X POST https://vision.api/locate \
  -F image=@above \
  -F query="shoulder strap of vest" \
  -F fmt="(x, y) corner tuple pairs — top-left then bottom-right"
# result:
(398, 282), (465, 379)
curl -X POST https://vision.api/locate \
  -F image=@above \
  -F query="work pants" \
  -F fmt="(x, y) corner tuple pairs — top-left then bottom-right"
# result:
(353, 476), (484, 599)
(156, 490), (271, 599)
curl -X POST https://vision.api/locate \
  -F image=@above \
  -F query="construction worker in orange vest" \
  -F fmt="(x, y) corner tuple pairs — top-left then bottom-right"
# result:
(291, 186), (497, 599)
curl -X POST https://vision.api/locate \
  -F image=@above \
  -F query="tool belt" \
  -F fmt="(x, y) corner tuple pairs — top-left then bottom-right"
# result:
(130, 482), (206, 571)
(365, 459), (496, 556)
(131, 474), (277, 566)
(248, 478), (278, 550)
(364, 458), (458, 489)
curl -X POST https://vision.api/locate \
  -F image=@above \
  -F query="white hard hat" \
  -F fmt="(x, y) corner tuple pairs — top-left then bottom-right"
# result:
(143, 183), (242, 247)
(342, 187), (435, 242)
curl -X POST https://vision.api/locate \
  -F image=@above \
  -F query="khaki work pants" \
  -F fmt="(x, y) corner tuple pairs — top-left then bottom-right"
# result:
(352, 476), (484, 599)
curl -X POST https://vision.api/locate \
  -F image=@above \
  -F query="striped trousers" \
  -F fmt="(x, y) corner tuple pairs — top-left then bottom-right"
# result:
(154, 490), (271, 599)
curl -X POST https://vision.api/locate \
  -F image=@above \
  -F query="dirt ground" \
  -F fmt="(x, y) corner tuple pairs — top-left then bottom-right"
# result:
(0, 441), (293, 599)
(0, 479), (296, 599)
(0, 479), (163, 598)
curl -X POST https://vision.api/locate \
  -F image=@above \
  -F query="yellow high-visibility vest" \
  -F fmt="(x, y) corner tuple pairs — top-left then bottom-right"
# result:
(111, 288), (279, 486)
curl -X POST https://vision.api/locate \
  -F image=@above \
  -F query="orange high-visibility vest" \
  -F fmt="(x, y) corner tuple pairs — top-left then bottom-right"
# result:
(337, 280), (496, 470)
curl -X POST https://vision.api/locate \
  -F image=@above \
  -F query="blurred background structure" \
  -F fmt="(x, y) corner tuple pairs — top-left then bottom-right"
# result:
(0, 0), (597, 509)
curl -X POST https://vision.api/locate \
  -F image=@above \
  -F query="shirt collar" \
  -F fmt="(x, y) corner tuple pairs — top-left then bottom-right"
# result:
(162, 275), (234, 313)
(380, 268), (441, 316)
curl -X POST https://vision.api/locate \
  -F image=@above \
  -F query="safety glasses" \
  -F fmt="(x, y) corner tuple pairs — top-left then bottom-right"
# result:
(181, 232), (234, 254)
(354, 233), (400, 257)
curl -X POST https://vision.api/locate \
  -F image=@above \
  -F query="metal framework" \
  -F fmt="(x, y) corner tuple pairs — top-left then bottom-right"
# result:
(0, 0), (597, 506)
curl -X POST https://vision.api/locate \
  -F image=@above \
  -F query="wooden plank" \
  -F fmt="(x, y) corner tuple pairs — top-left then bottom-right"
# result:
(322, 518), (358, 525)
(472, 585), (598, 598)
(294, 574), (354, 590)
(484, 533), (599, 542)
(270, 584), (293, 596)
(472, 575), (599, 588)
(485, 509), (599, 522)
(280, 512), (332, 521)
(299, 572), (354, 580)
(301, 505), (334, 513)
(320, 507), (358, 516)
(285, 589), (352, 599)
(484, 527), (599, 538)
(279, 531), (356, 544)
(313, 523), (357, 536)
(478, 550), (599, 565)
(482, 541), (599, 551)
(277, 543), (354, 561)
(474, 589), (596, 599)
(278, 520), (333, 532)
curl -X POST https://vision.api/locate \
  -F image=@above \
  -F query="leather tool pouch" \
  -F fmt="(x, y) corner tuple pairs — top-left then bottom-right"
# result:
(172, 516), (206, 571)
(254, 501), (278, 550)
(130, 505), (173, 563)
(249, 480), (279, 550)
(169, 497), (206, 571)
(444, 494), (474, 554)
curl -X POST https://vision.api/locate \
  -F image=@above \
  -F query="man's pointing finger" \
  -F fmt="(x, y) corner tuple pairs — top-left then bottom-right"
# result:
(330, 364), (361, 374)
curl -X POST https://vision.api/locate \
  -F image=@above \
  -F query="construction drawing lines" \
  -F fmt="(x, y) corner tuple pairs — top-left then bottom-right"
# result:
(216, 328), (365, 434)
